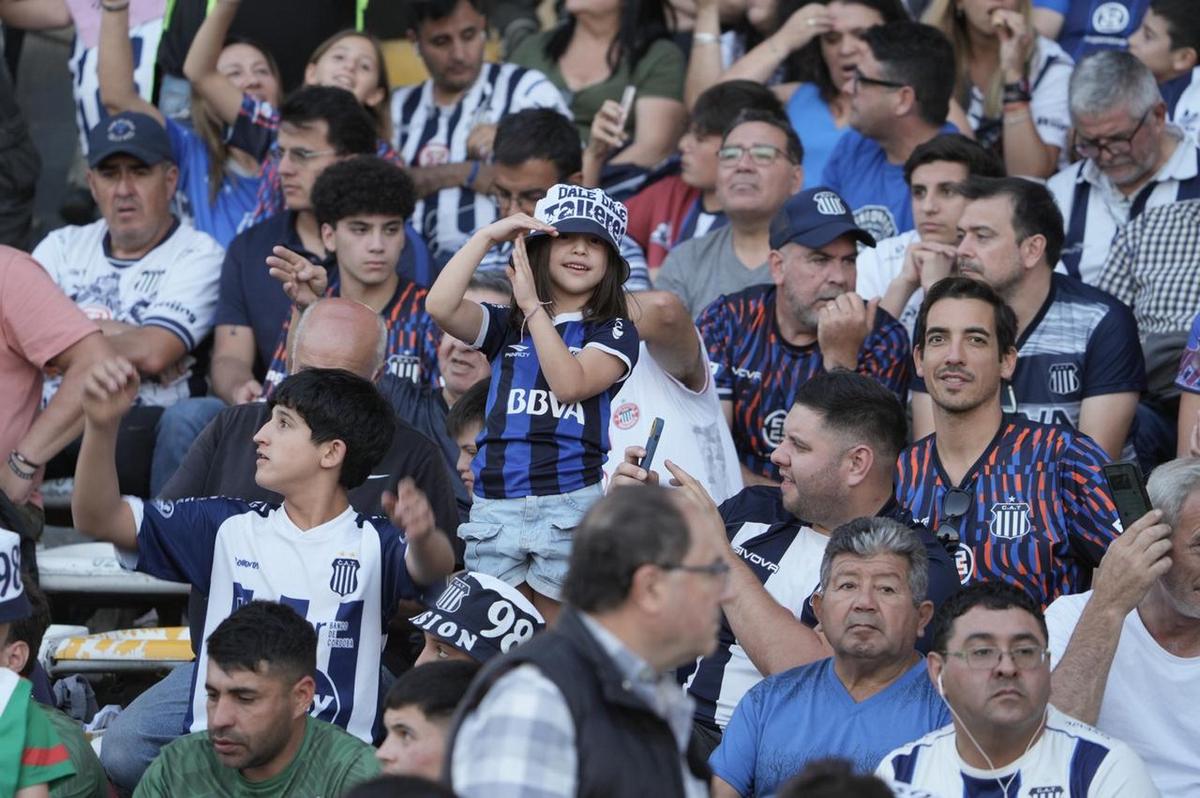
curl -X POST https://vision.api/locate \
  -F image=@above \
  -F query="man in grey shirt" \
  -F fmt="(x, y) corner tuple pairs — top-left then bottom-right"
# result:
(656, 110), (805, 317)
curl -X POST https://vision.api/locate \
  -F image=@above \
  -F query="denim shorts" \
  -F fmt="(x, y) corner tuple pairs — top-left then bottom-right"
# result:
(459, 482), (604, 600)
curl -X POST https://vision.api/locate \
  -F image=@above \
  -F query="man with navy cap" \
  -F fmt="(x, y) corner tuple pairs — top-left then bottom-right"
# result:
(32, 111), (224, 497)
(0, 529), (76, 795)
(698, 186), (912, 485)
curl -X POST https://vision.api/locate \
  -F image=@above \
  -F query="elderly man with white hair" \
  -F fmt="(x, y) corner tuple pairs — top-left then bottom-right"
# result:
(1048, 50), (1200, 286)
(1046, 457), (1200, 798)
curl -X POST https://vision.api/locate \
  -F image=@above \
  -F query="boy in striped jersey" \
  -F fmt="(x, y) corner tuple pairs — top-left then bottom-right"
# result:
(878, 582), (1157, 797)
(896, 277), (1123, 607)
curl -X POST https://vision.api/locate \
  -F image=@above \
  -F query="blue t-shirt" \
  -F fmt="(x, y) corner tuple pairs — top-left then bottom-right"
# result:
(710, 657), (951, 797)
(1033, 0), (1146, 60)
(822, 123), (958, 242)
(1176, 310), (1200, 395)
(166, 118), (261, 248)
(471, 303), (640, 498)
(786, 83), (846, 190)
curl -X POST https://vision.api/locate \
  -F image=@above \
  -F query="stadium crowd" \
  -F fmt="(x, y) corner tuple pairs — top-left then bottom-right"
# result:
(1, 0), (1199, 795)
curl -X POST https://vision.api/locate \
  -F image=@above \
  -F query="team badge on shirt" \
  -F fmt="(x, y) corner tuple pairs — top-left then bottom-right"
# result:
(329, 558), (360, 597)
(761, 409), (788, 449)
(435, 576), (472, 613)
(613, 402), (640, 430)
(1029, 787), (1065, 798)
(1047, 363), (1080, 395)
(988, 501), (1033, 540)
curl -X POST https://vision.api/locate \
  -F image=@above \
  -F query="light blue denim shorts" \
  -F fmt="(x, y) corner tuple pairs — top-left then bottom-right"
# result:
(459, 482), (604, 600)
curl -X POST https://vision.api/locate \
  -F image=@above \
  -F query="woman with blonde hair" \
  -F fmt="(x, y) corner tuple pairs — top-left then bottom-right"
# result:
(924, 0), (1073, 177)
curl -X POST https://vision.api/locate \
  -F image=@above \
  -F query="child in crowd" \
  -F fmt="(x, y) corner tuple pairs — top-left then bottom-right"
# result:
(427, 184), (641, 621)
(376, 661), (481, 780)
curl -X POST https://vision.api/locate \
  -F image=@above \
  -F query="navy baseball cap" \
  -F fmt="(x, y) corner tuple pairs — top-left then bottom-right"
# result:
(87, 112), (174, 168)
(526, 183), (630, 282)
(0, 529), (31, 624)
(411, 571), (545, 663)
(769, 187), (876, 251)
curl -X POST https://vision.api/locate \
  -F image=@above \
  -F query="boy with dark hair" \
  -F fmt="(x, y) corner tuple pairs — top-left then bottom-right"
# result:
(624, 80), (787, 271)
(476, 107), (650, 289)
(0, 529), (75, 797)
(1, 582), (108, 798)
(444, 378), (490, 498)
(262, 155), (440, 395)
(1130, 0), (1200, 140)
(71, 362), (454, 750)
(137, 600), (380, 796)
(375, 660), (480, 779)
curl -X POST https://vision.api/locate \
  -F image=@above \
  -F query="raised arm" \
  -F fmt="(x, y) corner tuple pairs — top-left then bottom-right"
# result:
(181, 0), (245, 125)
(426, 213), (555, 342)
(71, 358), (141, 551)
(384, 478), (456, 585)
(627, 291), (707, 391)
(97, 2), (161, 121)
(1050, 509), (1171, 723)
(683, 0), (723, 110)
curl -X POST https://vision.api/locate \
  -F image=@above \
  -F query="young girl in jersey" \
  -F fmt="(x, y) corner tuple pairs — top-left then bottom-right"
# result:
(427, 184), (640, 620)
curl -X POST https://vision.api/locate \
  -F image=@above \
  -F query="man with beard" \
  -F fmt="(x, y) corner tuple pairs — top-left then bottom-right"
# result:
(392, 0), (569, 266)
(895, 277), (1123, 607)
(136, 601), (380, 796)
(909, 177), (1144, 463)
(611, 370), (959, 758)
(1049, 50), (1199, 287)
(698, 187), (910, 486)
(710, 518), (951, 798)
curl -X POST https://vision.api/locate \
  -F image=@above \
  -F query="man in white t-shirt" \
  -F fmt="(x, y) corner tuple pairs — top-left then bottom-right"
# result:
(32, 111), (224, 495)
(879, 582), (1158, 797)
(1046, 457), (1200, 797)
(604, 291), (742, 504)
(857, 134), (1003, 338)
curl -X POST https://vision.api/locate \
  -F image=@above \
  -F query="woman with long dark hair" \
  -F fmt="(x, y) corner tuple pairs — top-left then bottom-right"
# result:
(511, 0), (688, 170)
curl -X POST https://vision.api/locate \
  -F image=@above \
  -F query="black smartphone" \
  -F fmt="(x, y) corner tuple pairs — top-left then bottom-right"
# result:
(1102, 461), (1153, 529)
(641, 417), (665, 471)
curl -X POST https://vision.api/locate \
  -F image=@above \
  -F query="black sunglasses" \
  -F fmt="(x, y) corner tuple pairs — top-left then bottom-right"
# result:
(936, 487), (972, 551)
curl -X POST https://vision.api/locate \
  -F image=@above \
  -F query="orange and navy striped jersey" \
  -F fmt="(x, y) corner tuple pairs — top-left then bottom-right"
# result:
(894, 417), (1121, 606)
(260, 274), (440, 396)
(699, 284), (911, 480)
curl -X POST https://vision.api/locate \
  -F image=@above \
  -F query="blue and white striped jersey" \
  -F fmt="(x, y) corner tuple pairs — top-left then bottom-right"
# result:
(1162, 67), (1200, 143)
(390, 62), (570, 265)
(470, 303), (640, 498)
(119, 496), (421, 743)
(877, 707), (1160, 797)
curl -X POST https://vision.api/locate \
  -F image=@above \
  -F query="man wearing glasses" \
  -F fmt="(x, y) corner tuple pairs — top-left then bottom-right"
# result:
(448, 484), (731, 797)
(878, 582), (1157, 797)
(907, 176), (1145, 463)
(475, 109), (650, 291)
(1048, 50), (1200, 286)
(656, 109), (804, 317)
(895, 276), (1123, 607)
(821, 21), (958, 243)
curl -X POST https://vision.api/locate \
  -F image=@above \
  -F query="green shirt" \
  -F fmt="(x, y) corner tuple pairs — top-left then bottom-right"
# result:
(0, 672), (75, 795)
(133, 716), (380, 798)
(45, 707), (108, 798)
(510, 31), (685, 142)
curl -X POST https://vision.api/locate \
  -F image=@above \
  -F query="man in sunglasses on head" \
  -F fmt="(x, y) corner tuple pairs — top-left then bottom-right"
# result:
(895, 276), (1124, 608)
(907, 176), (1145, 464)
(1049, 50), (1200, 287)
(878, 582), (1157, 797)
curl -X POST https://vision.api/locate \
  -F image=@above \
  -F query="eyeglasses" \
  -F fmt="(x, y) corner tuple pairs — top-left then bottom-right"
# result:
(941, 644), (1050, 670)
(1073, 111), (1149, 159)
(488, 186), (548, 212)
(851, 69), (907, 91)
(660, 558), (732, 584)
(269, 145), (337, 165)
(936, 487), (972, 551)
(717, 144), (794, 166)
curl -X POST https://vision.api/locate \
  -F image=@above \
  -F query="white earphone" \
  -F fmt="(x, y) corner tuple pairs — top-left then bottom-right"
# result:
(937, 671), (945, 697)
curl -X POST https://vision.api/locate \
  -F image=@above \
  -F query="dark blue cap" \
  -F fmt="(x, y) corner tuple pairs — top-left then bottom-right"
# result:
(769, 187), (876, 250)
(411, 571), (545, 663)
(87, 112), (175, 168)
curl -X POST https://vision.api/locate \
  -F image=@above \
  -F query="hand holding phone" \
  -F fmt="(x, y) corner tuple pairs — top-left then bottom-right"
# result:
(1102, 461), (1153, 530)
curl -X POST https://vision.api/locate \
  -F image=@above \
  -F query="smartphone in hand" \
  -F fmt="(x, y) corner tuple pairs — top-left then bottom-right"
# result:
(641, 417), (665, 472)
(1102, 461), (1153, 530)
